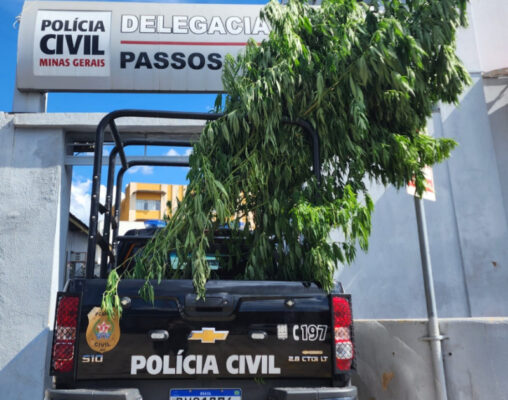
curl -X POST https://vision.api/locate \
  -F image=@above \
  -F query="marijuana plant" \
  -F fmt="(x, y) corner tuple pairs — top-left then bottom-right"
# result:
(103, 0), (470, 314)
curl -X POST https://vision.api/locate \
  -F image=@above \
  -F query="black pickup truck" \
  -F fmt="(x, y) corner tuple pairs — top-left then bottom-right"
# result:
(45, 110), (358, 400)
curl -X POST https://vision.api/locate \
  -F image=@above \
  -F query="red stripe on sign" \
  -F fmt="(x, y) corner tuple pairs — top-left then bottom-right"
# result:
(121, 40), (252, 46)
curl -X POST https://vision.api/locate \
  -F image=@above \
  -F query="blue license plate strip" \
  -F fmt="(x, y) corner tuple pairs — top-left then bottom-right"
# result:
(170, 389), (242, 400)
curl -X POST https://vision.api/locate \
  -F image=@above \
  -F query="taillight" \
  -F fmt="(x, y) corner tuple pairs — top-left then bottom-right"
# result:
(331, 296), (354, 371)
(51, 294), (80, 374)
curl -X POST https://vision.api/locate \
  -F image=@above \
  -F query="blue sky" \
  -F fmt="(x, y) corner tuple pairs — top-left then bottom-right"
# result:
(1, 0), (267, 222)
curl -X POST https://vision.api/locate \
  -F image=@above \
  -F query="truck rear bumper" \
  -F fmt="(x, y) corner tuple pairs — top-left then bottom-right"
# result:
(46, 387), (357, 400)
(269, 387), (357, 400)
(45, 388), (143, 400)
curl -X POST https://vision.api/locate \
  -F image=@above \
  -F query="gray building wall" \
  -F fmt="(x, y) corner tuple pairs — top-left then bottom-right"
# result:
(338, 76), (508, 319)
(0, 113), (70, 399)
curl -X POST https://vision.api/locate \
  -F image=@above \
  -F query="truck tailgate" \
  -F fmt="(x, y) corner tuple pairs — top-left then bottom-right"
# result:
(70, 279), (334, 380)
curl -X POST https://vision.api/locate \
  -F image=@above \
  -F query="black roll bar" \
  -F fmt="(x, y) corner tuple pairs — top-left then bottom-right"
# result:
(100, 139), (194, 278)
(85, 110), (320, 279)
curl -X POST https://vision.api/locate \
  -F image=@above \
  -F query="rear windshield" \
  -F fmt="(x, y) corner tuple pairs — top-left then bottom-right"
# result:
(116, 228), (248, 279)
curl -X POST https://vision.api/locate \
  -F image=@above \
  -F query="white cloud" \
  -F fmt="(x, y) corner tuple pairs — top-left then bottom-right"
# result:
(127, 165), (154, 175)
(70, 178), (125, 225)
(70, 178), (92, 224)
(185, 148), (193, 156)
(165, 148), (179, 156)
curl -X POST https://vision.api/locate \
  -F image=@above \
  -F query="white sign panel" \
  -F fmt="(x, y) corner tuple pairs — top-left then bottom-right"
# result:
(33, 10), (111, 76)
(406, 166), (436, 202)
(16, 1), (269, 92)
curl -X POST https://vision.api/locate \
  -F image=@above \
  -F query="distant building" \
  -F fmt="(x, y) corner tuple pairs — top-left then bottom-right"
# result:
(65, 213), (88, 280)
(118, 182), (253, 231)
(119, 182), (187, 222)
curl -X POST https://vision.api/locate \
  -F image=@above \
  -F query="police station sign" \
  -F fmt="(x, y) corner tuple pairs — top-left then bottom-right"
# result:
(16, 1), (269, 92)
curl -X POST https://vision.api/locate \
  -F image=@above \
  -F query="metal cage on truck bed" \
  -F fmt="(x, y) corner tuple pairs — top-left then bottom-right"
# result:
(85, 109), (321, 279)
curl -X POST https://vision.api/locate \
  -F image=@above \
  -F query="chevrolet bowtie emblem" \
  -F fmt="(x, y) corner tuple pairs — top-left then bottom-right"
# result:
(188, 328), (229, 344)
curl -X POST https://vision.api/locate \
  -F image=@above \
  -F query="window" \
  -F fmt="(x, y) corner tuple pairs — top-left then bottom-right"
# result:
(70, 251), (86, 262)
(136, 199), (161, 211)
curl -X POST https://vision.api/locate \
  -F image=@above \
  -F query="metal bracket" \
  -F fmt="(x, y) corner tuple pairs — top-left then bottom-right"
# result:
(419, 335), (449, 342)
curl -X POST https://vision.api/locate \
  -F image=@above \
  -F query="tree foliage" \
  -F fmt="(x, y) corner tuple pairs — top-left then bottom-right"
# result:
(102, 0), (470, 313)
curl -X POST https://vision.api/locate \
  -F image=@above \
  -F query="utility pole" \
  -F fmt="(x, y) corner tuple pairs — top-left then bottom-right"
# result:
(414, 196), (449, 400)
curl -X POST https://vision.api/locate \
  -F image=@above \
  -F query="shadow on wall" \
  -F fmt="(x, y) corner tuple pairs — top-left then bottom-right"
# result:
(440, 77), (508, 317)
(484, 79), (508, 226)
(333, 183), (430, 319)
(0, 328), (51, 400)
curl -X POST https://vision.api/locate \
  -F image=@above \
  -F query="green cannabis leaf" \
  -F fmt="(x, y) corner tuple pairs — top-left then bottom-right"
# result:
(104, 0), (470, 310)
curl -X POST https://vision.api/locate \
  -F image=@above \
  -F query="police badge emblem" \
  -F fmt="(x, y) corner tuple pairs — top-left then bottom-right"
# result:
(86, 306), (120, 353)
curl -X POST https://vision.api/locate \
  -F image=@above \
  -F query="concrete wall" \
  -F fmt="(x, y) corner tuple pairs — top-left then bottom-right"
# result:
(353, 318), (508, 400)
(0, 112), (70, 399)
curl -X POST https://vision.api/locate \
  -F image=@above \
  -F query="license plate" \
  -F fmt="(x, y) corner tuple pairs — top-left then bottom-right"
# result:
(170, 389), (242, 400)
